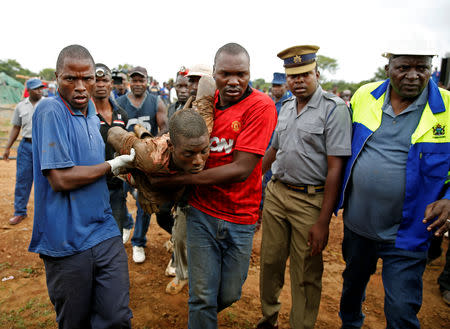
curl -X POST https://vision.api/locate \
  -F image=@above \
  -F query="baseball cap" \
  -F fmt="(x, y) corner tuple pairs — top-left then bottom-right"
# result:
(129, 66), (148, 77)
(186, 64), (212, 77)
(26, 78), (44, 90)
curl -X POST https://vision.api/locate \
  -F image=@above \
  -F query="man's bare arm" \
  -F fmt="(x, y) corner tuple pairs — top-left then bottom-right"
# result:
(46, 149), (135, 192)
(262, 146), (277, 175)
(3, 125), (21, 160)
(46, 163), (112, 192)
(308, 155), (345, 256)
(156, 99), (168, 135)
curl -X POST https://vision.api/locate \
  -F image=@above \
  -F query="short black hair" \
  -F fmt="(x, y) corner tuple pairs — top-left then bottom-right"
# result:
(169, 109), (208, 146)
(56, 44), (95, 73)
(214, 43), (250, 66)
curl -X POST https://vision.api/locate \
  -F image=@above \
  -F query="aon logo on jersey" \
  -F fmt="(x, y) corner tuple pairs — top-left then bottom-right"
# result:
(210, 137), (234, 154)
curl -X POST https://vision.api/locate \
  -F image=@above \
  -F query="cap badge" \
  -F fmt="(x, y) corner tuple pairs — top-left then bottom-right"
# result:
(293, 55), (302, 64)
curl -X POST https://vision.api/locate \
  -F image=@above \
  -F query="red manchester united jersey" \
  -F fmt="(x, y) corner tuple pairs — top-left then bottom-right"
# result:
(189, 88), (277, 224)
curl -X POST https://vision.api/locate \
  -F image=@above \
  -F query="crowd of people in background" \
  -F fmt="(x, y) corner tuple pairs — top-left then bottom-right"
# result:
(2, 42), (450, 329)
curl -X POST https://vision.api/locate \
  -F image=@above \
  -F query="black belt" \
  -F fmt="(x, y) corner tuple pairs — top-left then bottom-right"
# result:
(277, 180), (324, 193)
(23, 138), (32, 143)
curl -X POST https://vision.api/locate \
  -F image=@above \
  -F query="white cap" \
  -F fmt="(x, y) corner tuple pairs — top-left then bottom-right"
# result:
(382, 50), (437, 59)
(186, 64), (213, 77)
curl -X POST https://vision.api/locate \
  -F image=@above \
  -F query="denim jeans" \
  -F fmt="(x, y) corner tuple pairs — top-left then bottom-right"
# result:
(131, 198), (151, 247)
(109, 185), (128, 235)
(14, 139), (33, 216)
(122, 182), (134, 230)
(339, 226), (427, 329)
(186, 206), (255, 329)
(123, 212), (134, 230)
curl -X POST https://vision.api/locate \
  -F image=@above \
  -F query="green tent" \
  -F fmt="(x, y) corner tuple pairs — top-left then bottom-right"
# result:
(0, 72), (24, 105)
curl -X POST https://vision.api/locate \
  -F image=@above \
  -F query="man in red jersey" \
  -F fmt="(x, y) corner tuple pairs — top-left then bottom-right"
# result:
(152, 42), (277, 328)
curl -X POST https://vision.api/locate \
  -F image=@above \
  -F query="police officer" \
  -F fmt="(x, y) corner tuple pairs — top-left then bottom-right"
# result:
(257, 45), (352, 329)
(270, 72), (290, 113)
(3, 78), (45, 225)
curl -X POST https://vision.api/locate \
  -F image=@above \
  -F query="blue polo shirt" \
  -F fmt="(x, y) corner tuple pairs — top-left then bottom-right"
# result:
(29, 94), (120, 257)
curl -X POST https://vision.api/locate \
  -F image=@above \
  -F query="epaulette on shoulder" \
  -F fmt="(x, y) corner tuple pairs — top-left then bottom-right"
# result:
(282, 96), (295, 105)
(323, 92), (345, 106)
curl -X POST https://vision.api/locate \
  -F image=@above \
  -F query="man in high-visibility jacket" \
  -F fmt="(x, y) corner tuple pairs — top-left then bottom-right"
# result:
(337, 50), (450, 329)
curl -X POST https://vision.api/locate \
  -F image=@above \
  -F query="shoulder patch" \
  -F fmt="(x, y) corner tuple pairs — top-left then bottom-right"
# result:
(323, 92), (346, 106)
(282, 96), (295, 105)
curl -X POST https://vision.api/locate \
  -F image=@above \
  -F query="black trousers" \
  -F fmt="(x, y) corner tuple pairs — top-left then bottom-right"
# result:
(41, 236), (132, 329)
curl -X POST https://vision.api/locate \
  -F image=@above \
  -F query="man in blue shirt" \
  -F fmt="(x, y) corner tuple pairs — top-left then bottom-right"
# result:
(29, 44), (135, 328)
(116, 65), (168, 263)
(338, 50), (450, 329)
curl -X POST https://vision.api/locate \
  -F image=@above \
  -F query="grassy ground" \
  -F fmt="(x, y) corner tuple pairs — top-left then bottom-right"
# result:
(0, 295), (54, 329)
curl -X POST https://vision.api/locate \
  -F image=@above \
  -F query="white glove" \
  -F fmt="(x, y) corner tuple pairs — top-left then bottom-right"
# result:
(107, 148), (135, 176)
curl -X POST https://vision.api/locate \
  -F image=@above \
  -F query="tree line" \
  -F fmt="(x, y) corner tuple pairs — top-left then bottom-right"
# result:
(0, 56), (386, 94)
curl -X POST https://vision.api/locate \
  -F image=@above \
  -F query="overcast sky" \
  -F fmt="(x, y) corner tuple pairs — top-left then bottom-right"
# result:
(2, 0), (449, 84)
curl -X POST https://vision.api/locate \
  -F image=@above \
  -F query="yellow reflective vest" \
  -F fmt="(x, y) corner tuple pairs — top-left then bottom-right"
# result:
(338, 79), (450, 251)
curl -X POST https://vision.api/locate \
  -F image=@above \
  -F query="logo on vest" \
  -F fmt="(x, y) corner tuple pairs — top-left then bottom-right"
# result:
(432, 124), (445, 138)
(231, 121), (242, 132)
(210, 137), (234, 154)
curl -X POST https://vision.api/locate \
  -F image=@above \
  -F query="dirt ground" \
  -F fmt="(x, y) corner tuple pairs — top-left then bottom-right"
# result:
(0, 159), (449, 329)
